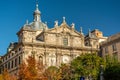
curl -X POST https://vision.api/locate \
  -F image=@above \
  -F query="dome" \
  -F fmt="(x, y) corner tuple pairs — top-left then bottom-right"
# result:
(22, 3), (47, 31)
(30, 21), (47, 30)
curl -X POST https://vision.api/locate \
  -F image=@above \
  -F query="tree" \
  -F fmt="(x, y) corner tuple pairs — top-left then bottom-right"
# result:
(0, 74), (3, 80)
(18, 56), (47, 80)
(103, 55), (120, 80)
(71, 53), (105, 80)
(59, 64), (74, 80)
(103, 63), (120, 80)
(2, 69), (17, 80)
(45, 64), (74, 80)
(45, 66), (61, 80)
(18, 62), (29, 80)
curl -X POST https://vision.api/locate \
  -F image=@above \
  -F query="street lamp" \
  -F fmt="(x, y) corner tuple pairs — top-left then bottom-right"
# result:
(90, 44), (93, 80)
(100, 65), (103, 80)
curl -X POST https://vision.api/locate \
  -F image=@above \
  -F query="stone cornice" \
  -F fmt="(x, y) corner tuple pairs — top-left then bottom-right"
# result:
(101, 37), (120, 47)
(21, 42), (99, 51)
(17, 27), (37, 36)
(37, 31), (84, 39)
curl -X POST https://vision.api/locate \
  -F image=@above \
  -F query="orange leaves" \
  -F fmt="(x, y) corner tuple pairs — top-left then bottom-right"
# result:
(18, 56), (47, 80)
(2, 69), (17, 80)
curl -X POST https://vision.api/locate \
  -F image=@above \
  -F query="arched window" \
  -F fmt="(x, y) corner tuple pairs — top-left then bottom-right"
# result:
(39, 56), (43, 64)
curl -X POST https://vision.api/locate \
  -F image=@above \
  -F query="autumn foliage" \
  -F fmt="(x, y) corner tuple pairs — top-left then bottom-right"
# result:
(1, 69), (17, 80)
(18, 56), (47, 80)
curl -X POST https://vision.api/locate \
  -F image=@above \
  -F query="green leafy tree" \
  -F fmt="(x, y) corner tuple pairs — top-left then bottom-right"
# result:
(59, 64), (74, 80)
(103, 63), (120, 80)
(71, 53), (105, 80)
(103, 55), (120, 80)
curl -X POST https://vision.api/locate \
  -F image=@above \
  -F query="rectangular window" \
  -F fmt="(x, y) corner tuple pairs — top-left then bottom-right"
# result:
(12, 53), (14, 56)
(3, 58), (4, 62)
(8, 62), (10, 69)
(5, 64), (7, 69)
(19, 48), (21, 51)
(19, 56), (21, 65)
(3, 65), (4, 71)
(11, 60), (13, 68)
(105, 47), (108, 54)
(63, 38), (68, 46)
(15, 58), (17, 67)
(15, 50), (17, 54)
(6, 56), (7, 60)
(9, 54), (10, 58)
(0, 67), (1, 74)
(112, 44), (117, 51)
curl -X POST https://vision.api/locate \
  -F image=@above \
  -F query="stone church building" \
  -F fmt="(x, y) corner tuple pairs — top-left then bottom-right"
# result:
(0, 3), (107, 75)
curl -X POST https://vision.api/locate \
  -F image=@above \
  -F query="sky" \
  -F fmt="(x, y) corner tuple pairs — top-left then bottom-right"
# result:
(0, 0), (120, 55)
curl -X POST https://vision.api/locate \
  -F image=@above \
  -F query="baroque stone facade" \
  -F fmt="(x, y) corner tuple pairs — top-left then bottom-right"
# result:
(0, 3), (106, 75)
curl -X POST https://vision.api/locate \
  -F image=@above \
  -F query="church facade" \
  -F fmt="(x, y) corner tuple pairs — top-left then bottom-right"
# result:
(0, 4), (106, 75)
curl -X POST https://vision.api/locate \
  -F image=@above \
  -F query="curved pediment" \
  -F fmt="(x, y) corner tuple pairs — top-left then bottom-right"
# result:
(45, 22), (83, 37)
